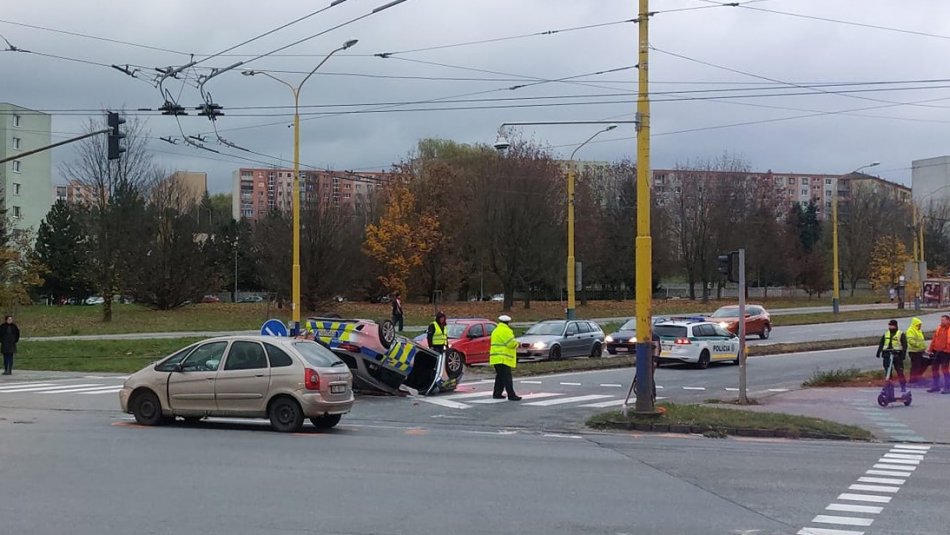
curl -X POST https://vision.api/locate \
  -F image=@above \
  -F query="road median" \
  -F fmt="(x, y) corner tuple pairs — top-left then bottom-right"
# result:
(587, 403), (873, 441)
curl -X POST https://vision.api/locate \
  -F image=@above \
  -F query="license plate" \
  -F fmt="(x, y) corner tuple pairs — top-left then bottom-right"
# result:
(331, 385), (346, 394)
(661, 344), (673, 351)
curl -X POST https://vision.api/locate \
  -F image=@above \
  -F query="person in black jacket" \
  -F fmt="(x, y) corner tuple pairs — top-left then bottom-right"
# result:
(391, 292), (404, 332)
(877, 319), (908, 392)
(0, 315), (20, 375)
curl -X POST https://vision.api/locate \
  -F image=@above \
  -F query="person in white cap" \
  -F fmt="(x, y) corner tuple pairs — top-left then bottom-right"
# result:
(490, 314), (521, 400)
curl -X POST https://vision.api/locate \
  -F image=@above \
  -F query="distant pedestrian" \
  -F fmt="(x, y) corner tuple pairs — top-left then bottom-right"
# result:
(889, 287), (897, 302)
(0, 315), (20, 375)
(876, 319), (907, 392)
(490, 314), (521, 401)
(905, 317), (929, 385)
(427, 311), (448, 353)
(927, 314), (950, 393)
(391, 292), (404, 332)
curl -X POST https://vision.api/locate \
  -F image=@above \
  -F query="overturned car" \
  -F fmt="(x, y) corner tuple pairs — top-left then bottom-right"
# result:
(304, 317), (463, 396)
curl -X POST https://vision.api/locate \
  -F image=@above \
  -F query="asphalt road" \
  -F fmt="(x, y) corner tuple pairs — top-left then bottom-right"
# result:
(0, 405), (946, 535)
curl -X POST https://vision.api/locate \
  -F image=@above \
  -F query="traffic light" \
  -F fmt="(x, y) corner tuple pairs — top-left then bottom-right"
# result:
(107, 112), (126, 160)
(717, 252), (738, 283)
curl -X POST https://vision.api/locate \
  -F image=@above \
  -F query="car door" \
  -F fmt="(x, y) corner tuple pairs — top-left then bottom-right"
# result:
(563, 322), (583, 357)
(575, 321), (594, 355)
(711, 324), (739, 361)
(167, 341), (228, 413)
(215, 340), (272, 414)
(460, 323), (486, 365)
(747, 307), (763, 334)
(474, 323), (496, 365)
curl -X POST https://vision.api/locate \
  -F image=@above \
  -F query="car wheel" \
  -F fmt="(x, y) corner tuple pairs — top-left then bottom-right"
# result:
(309, 414), (342, 430)
(268, 397), (304, 433)
(590, 342), (603, 358)
(696, 350), (710, 370)
(445, 350), (465, 379)
(759, 325), (771, 340)
(378, 319), (396, 349)
(549, 345), (562, 361)
(132, 390), (165, 426)
(607, 347), (617, 355)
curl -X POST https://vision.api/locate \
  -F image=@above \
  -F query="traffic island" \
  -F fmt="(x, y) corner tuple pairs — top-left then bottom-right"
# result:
(587, 402), (873, 441)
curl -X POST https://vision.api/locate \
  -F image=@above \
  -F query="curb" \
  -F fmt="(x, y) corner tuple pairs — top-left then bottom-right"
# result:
(590, 420), (871, 441)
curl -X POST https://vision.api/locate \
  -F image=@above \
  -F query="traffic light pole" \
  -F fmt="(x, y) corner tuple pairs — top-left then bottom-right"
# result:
(0, 128), (110, 164)
(737, 248), (748, 405)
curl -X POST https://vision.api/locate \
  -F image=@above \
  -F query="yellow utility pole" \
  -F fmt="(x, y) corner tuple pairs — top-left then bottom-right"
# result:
(832, 188), (840, 314)
(633, 0), (655, 414)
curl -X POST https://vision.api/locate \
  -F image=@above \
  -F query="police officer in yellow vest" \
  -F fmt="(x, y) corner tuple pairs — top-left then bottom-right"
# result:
(490, 314), (522, 401)
(427, 312), (449, 353)
(905, 317), (929, 385)
(876, 319), (908, 392)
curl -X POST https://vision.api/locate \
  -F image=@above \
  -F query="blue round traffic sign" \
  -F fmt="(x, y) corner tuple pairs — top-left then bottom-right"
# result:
(261, 319), (288, 337)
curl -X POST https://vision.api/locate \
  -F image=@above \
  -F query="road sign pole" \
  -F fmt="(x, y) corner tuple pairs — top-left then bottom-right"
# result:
(738, 248), (748, 405)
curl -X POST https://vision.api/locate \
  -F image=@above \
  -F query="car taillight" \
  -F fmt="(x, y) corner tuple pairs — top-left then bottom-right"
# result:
(338, 342), (361, 353)
(675, 338), (691, 345)
(305, 368), (321, 390)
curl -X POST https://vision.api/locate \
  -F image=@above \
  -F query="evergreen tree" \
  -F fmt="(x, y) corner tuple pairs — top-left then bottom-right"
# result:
(35, 200), (93, 302)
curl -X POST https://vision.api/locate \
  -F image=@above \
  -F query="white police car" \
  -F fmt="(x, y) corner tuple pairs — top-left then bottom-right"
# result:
(653, 317), (741, 369)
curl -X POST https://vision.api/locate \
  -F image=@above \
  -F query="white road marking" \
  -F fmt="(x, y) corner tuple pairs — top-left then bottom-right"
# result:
(599, 383), (623, 387)
(581, 397), (668, 408)
(682, 386), (706, 390)
(724, 388), (739, 391)
(542, 433), (582, 439)
(519, 380), (543, 384)
(883, 453), (924, 460)
(655, 385), (664, 389)
(524, 394), (613, 407)
(767, 388), (789, 392)
(797, 528), (865, 535)
(80, 387), (123, 395)
(857, 477), (905, 485)
(417, 397), (471, 409)
(865, 469), (912, 477)
(470, 393), (560, 404)
(0, 383), (100, 393)
(826, 504), (883, 515)
(891, 444), (930, 450)
(848, 484), (900, 493)
(460, 379), (495, 386)
(440, 391), (496, 400)
(877, 458), (920, 466)
(811, 516), (873, 527)
(837, 493), (891, 504)
(559, 382), (582, 386)
(873, 463), (916, 471)
(45, 385), (124, 394)
(0, 383), (56, 391)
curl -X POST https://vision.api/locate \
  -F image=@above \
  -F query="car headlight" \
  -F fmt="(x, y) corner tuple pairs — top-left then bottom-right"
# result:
(532, 341), (547, 349)
(628, 337), (637, 343)
(605, 335), (614, 343)
(719, 321), (728, 328)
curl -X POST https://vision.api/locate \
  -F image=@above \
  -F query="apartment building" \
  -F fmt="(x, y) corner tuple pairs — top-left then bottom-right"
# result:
(1, 103), (53, 234)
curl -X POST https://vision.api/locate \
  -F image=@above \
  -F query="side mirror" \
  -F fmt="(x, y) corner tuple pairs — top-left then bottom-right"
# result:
(174, 363), (185, 373)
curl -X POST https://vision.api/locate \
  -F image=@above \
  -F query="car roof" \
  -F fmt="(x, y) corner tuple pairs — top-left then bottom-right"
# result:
(447, 318), (493, 323)
(185, 335), (303, 345)
(655, 317), (714, 327)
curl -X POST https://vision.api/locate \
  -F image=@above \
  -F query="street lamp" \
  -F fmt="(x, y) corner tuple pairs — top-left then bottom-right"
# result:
(832, 161), (879, 314)
(243, 38), (358, 335)
(494, 121), (633, 319)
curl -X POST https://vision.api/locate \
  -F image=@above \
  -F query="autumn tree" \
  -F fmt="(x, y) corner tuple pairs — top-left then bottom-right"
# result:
(0, 227), (46, 309)
(840, 181), (912, 295)
(869, 238), (913, 291)
(363, 181), (439, 296)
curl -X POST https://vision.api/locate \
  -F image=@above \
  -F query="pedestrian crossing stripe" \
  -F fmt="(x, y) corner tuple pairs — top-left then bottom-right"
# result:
(0, 382), (124, 395)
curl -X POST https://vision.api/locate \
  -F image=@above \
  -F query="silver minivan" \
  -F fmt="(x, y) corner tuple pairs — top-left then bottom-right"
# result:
(119, 336), (354, 432)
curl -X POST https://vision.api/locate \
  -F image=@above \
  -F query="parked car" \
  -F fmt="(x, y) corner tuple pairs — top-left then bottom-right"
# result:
(515, 319), (605, 361)
(654, 317), (740, 369)
(304, 317), (463, 395)
(119, 335), (353, 432)
(201, 295), (221, 303)
(237, 295), (264, 303)
(708, 304), (772, 339)
(412, 318), (497, 366)
(605, 317), (672, 354)
(84, 296), (104, 305)
(490, 294), (504, 302)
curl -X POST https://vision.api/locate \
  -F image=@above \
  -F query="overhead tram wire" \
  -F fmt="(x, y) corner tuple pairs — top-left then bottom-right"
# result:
(738, 4), (950, 42)
(0, 17), (191, 55)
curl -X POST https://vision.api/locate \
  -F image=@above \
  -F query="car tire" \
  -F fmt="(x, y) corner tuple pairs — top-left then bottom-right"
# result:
(378, 319), (396, 349)
(268, 397), (304, 433)
(759, 325), (771, 340)
(549, 345), (562, 361)
(132, 390), (165, 426)
(309, 414), (342, 430)
(446, 350), (465, 379)
(590, 342), (603, 358)
(696, 350), (710, 370)
(607, 347), (617, 355)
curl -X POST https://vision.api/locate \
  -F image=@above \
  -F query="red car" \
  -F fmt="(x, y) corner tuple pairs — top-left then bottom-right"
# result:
(708, 304), (772, 339)
(413, 318), (497, 366)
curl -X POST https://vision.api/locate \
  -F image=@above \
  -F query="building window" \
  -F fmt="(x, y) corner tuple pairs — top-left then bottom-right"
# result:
(12, 115), (21, 127)
(12, 137), (21, 150)
(801, 188), (808, 195)
(343, 193), (351, 199)
(12, 206), (21, 219)
(801, 177), (808, 185)
(13, 183), (21, 196)
(825, 189), (832, 197)
(825, 178), (832, 185)
(786, 177), (794, 185)
(11, 160), (21, 173)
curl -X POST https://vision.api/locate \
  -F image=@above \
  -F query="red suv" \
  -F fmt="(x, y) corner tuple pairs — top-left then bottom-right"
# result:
(413, 318), (497, 366)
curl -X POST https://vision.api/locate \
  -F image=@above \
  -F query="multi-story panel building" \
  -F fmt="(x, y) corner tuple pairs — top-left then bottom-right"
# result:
(232, 168), (391, 222)
(0, 103), (53, 234)
(53, 180), (101, 206)
(167, 171), (208, 207)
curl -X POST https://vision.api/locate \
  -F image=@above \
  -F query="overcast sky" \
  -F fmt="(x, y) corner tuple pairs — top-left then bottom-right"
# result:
(3, 0), (950, 193)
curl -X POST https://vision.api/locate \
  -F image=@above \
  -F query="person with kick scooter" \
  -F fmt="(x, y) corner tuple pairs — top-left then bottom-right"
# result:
(876, 319), (911, 407)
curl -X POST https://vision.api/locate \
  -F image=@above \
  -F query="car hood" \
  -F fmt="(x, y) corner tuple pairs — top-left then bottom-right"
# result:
(516, 334), (562, 344)
(608, 329), (637, 339)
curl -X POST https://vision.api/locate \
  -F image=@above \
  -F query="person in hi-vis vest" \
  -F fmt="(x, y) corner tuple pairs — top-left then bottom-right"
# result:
(490, 315), (521, 401)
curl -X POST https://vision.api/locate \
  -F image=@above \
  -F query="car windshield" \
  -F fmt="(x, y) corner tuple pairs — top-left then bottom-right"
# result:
(526, 321), (566, 335)
(446, 324), (467, 338)
(654, 325), (688, 338)
(294, 341), (346, 367)
(710, 307), (740, 318)
(620, 319), (636, 330)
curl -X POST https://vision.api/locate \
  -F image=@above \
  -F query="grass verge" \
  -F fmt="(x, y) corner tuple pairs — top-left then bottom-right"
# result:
(19, 338), (203, 373)
(776, 309), (925, 327)
(803, 367), (886, 387)
(587, 402), (873, 441)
